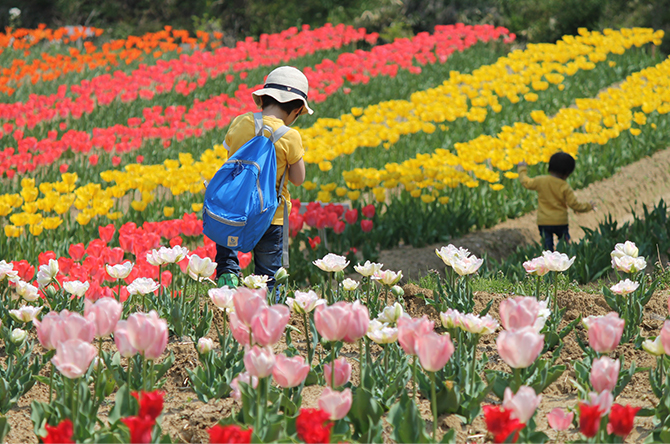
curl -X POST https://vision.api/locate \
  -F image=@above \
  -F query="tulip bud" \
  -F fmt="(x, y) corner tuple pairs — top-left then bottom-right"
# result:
(45, 285), (58, 299)
(334, 270), (345, 282)
(11, 328), (28, 345)
(391, 285), (404, 298)
(274, 267), (289, 285)
(197, 337), (214, 355)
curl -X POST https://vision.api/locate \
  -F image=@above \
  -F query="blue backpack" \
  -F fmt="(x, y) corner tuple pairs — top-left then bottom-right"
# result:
(203, 113), (290, 265)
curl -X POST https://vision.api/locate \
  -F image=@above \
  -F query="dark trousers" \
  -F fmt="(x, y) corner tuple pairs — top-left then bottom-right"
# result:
(215, 224), (283, 290)
(538, 225), (570, 251)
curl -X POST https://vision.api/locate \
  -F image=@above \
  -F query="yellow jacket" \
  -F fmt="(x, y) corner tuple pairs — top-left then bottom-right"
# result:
(518, 165), (592, 226)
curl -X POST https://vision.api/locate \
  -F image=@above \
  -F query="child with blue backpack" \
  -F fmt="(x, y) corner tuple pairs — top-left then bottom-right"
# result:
(211, 66), (311, 289)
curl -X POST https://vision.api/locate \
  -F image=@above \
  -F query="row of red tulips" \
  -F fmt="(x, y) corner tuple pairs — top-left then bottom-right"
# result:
(0, 24), (513, 179)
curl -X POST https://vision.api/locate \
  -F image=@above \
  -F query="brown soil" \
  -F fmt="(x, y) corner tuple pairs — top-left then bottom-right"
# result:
(5, 150), (670, 442)
(6, 283), (670, 443)
(379, 148), (670, 281)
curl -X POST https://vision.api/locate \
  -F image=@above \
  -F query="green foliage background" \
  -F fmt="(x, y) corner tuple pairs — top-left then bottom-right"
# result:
(1, 0), (668, 52)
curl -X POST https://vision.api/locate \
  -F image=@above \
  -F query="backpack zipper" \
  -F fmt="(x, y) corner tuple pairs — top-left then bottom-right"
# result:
(227, 159), (265, 211)
(205, 207), (246, 226)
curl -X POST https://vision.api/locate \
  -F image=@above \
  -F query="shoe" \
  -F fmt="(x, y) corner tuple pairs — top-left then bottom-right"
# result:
(217, 273), (239, 288)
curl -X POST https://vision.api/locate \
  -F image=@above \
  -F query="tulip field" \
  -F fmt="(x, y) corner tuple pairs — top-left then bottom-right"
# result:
(2, 22), (670, 443)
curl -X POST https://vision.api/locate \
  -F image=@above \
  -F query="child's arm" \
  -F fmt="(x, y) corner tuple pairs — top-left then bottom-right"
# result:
(288, 159), (305, 186)
(516, 162), (537, 190)
(564, 186), (594, 213)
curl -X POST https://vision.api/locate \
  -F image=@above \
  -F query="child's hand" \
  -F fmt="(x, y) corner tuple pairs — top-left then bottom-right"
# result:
(590, 200), (597, 212)
(517, 161), (527, 169)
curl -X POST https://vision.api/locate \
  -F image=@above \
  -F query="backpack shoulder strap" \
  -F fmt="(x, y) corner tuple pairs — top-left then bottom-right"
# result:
(272, 125), (291, 144)
(253, 112), (264, 136)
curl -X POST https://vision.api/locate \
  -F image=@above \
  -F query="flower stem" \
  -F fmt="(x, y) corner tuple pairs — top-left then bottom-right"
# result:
(331, 344), (336, 388)
(430, 371), (438, 440)
(535, 275), (541, 300)
(513, 368), (522, 393)
(470, 335), (478, 393)
(359, 339), (364, 384)
(127, 357), (132, 405)
(48, 362), (54, 403)
(412, 356), (418, 401)
(256, 378), (263, 431)
(303, 312), (312, 367)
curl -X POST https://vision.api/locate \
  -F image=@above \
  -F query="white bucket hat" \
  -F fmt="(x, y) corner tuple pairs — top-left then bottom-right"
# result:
(252, 66), (313, 115)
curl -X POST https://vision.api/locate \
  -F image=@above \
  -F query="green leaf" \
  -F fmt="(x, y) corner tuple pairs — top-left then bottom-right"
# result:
(348, 387), (382, 440)
(388, 393), (430, 443)
(440, 428), (457, 444)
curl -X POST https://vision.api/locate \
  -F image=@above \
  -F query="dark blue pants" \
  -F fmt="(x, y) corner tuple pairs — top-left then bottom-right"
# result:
(538, 225), (570, 251)
(215, 224), (283, 291)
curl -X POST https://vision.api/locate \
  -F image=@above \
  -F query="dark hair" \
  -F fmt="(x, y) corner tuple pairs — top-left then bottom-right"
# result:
(260, 95), (304, 115)
(548, 152), (576, 177)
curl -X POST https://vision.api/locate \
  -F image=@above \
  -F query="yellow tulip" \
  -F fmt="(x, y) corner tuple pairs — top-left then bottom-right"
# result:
(192, 203), (203, 212)
(4, 225), (23, 237)
(302, 181), (317, 191)
(347, 191), (361, 201)
(335, 187), (348, 197)
(131, 201), (148, 212)
(76, 212), (92, 226)
(438, 196), (450, 204)
(43, 217), (63, 230)
(321, 183), (337, 192)
(318, 161), (333, 172)
(164, 207), (175, 217)
(421, 194), (436, 203)
(317, 191), (332, 203)
(29, 223), (44, 236)
(107, 211), (122, 220)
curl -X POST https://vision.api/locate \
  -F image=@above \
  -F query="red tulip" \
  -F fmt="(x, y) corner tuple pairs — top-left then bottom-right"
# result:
(361, 204), (376, 219)
(69, 243), (86, 261)
(483, 405), (524, 443)
(360, 219), (373, 233)
(344, 209), (358, 225)
(132, 390), (165, 421)
(208, 424), (253, 443)
(607, 404), (641, 437)
(296, 409), (332, 444)
(43, 419), (74, 444)
(122, 416), (155, 444)
(579, 403), (604, 438)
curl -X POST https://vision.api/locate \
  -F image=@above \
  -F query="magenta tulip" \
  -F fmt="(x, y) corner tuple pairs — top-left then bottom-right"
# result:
(547, 408), (574, 431)
(590, 357), (620, 393)
(125, 311), (168, 360)
(343, 300), (369, 343)
(415, 331), (454, 372)
(272, 354), (310, 388)
(324, 357), (352, 388)
(318, 387), (353, 420)
(244, 345), (276, 378)
(397, 315), (435, 355)
(503, 386), (541, 423)
(233, 287), (267, 326)
(314, 302), (352, 342)
(660, 320), (670, 355)
(499, 296), (540, 331)
(52, 339), (97, 379)
(85, 298), (122, 337)
(113, 320), (138, 357)
(585, 312), (624, 354)
(251, 304), (290, 346)
(497, 327), (544, 369)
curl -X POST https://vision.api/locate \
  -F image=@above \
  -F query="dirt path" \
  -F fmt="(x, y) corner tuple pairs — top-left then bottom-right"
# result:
(379, 148), (670, 281)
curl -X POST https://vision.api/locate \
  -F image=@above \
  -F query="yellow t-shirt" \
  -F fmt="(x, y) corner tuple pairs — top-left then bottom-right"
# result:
(518, 165), (591, 226)
(224, 112), (304, 225)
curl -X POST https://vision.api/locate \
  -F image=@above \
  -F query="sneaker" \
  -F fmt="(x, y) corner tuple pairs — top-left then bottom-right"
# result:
(217, 273), (239, 288)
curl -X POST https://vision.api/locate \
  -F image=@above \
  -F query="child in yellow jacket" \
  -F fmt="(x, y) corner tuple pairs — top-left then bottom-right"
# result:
(517, 152), (596, 251)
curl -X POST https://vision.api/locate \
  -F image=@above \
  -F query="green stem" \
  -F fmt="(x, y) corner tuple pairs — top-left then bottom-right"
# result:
(535, 275), (541, 300)
(303, 312), (312, 367)
(384, 286), (388, 308)
(384, 345), (389, 376)
(127, 357), (132, 405)
(358, 339), (364, 384)
(412, 356), (418, 401)
(256, 378), (263, 431)
(96, 337), (103, 403)
(430, 371), (438, 440)
(222, 314), (228, 364)
(513, 368), (522, 393)
(331, 344), (336, 388)
(71, 378), (78, 437)
(553, 272), (558, 314)
(470, 335), (478, 394)
(142, 355), (148, 391)
(116, 280), (121, 303)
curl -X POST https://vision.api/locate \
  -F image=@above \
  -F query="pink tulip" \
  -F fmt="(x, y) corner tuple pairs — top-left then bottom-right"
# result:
(272, 354), (310, 388)
(52, 339), (97, 379)
(318, 387), (353, 420)
(33, 311), (63, 350)
(415, 331), (454, 372)
(590, 357), (620, 393)
(324, 357), (352, 387)
(660, 320), (670, 355)
(503, 386), (541, 423)
(585, 312), (624, 354)
(59, 310), (97, 343)
(229, 312), (251, 346)
(499, 296), (540, 331)
(547, 408), (574, 431)
(397, 315), (435, 355)
(342, 300), (369, 343)
(244, 345), (276, 378)
(113, 321), (138, 357)
(230, 371), (258, 400)
(85, 298), (122, 337)
(497, 327), (544, 368)
(251, 304), (290, 346)
(126, 311), (168, 360)
(233, 287), (268, 326)
(586, 390), (613, 415)
(314, 302), (352, 342)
